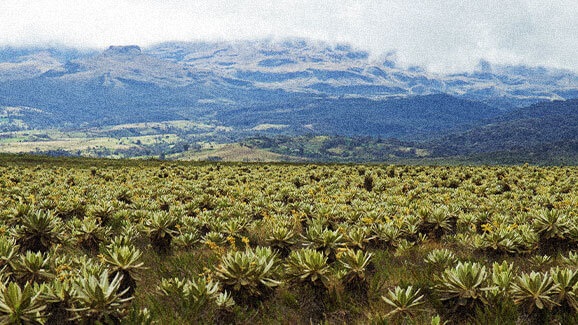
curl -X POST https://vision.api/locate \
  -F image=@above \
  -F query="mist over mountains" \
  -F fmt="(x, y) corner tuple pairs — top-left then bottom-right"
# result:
(0, 40), (576, 163)
(2, 41), (578, 106)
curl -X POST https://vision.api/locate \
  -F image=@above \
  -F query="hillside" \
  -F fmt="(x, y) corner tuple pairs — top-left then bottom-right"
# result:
(0, 41), (577, 164)
(1, 41), (577, 131)
(217, 94), (502, 139)
(237, 99), (578, 165)
(427, 99), (578, 156)
(1, 98), (576, 165)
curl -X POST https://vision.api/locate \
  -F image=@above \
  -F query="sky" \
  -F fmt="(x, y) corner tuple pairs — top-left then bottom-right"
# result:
(1, 0), (577, 73)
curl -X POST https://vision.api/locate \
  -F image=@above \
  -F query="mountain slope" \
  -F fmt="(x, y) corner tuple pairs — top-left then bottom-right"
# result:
(217, 94), (502, 139)
(0, 41), (576, 164)
(240, 99), (578, 164)
(0, 44), (506, 137)
(144, 41), (578, 106)
(1, 40), (577, 115)
(426, 99), (578, 156)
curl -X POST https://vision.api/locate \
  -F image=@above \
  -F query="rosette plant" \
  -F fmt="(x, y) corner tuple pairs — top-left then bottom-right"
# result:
(550, 267), (578, 312)
(285, 248), (331, 290)
(142, 211), (179, 253)
(424, 207), (453, 238)
(87, 201), (115, 225)
(265, 224), (296, 257)
(510, 271), (559, 314)
(12, 251), (54, 285)
(214, 246), (280, 304)
(381, 286), (425, 322)
(345, 226), (374, 250)
(0, 281), (47, 325)
(69, 217), (111, 253)
(424, 249), (457, 269)
(435, 262), (489, 315)
(0, 236), (19, 272)
(70, 270), (133, 324)
(42, 279), (77, 324)
(533, 209), (573, 249)
(372, 223), (401, 248)
(101, 244), (146, 297)
(302, 225), (345, 261)
(17, 210), (63, 252)
(338, 248), (373, 296)
(159, 276), (220, 317)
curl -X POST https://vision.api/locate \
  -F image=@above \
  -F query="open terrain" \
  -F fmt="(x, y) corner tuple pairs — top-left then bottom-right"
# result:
(0, 155), (577, 324)
(0, 97), (576, 165)
(0, 41), (577, 165)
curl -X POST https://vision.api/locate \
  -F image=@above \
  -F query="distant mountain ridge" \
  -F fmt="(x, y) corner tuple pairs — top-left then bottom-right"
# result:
(0, 40), (576, 128)
(1, 40), (577, 107)
(0, 40), (577, 164)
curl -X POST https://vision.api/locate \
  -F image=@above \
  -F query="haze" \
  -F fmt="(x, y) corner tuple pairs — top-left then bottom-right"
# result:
(1, 0), (577, 73)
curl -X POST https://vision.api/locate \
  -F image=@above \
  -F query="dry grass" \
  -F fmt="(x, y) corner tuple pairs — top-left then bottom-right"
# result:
(180, 143), (307, 162)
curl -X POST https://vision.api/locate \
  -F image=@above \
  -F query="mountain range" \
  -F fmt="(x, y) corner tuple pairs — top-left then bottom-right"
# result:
(0, 40), (576, 163)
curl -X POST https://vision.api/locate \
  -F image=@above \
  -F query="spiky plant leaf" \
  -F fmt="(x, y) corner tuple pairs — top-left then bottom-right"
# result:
(70, 270), (133, 322)
(382, 286), (425, 321)
(285, 248), (331, 289)
(510, 271), (559, 314)
(435, 262), (489, 309)
(0, 281), (47, 325)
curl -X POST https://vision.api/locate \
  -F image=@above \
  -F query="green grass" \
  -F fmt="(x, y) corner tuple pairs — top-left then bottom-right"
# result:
(0, 136), (30, 143)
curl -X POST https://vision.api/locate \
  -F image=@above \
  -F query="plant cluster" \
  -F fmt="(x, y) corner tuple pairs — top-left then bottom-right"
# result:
(0, 161), (576, 323)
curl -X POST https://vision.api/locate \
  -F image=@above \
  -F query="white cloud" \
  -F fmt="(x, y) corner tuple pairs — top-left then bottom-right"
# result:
(0, 0), (576, 73)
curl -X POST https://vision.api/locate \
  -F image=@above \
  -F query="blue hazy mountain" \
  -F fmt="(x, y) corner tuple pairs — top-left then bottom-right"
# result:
(1, 40), (577, 107)
(0, 40), (576, 147)
(426, 99), (578, 155)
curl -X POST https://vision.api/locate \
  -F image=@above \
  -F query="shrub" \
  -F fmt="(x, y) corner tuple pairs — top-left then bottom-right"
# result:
(285, 248), (331, 290)
(381, 286), (425, 322)
(435, 262), (489, 316)
(0, 281), (47, 324)
(214, 246), (280, 304)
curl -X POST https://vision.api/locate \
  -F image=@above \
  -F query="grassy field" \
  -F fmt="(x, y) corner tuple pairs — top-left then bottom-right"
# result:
(0, 120), (230, 158)
(0, 155), (576, 324)
(171, 143), (307, 162)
